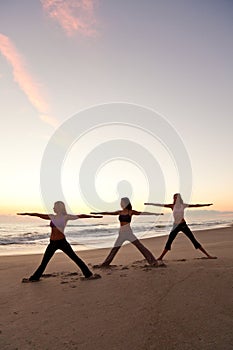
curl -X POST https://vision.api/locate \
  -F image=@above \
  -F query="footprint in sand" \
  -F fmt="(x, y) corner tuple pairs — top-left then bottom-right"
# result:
(176, 259), (187, 262)
(195, 257), (211, 260)
(66, 272), (79, 276)
(92, 264), (117, 269)
(42, 273), (58, 278)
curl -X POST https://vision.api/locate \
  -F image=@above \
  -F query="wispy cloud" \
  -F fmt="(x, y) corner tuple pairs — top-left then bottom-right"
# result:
(0, 33), (57, 127)
(41, 0), (98, 37)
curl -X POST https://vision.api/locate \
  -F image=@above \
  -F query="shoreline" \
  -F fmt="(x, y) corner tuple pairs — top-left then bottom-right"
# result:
(0, 224), (231, 258)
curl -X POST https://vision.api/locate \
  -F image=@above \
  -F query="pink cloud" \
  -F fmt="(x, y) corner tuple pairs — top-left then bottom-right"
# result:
(41, 0), (98, 37)
(0, 33), (57, 127)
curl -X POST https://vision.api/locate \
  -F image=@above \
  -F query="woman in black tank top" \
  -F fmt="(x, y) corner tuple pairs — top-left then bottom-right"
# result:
(91, 197), (163, 267)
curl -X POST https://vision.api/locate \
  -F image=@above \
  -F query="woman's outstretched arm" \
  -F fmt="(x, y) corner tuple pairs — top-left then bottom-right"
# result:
(131, 210), (163, 216)
(186, 203), (213, 208)
(90, 211), (120, 215)
(144, 203), (172, 208)
(66, 214), (103, 220)
(17, 213), (50, 220)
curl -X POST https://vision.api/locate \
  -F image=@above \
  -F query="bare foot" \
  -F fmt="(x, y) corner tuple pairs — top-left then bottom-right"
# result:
(149, 261), (167, 268)
(80, 273), (101, 281)
(22, 278), (39, 283)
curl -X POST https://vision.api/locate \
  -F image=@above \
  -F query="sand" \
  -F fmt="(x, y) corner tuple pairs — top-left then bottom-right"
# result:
(1, 226), (233, 350)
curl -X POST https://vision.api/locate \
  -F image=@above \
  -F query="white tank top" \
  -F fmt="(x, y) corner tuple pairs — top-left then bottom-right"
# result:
(50, 215), (66, 231)
(173, 203), (187, 223)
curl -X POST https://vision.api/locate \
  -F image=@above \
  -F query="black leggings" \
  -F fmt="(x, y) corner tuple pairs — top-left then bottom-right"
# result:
(30, 239), (92, 280)
(165, 221), (201, 250)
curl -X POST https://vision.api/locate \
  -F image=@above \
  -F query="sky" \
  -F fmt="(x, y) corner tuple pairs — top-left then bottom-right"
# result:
(0, 0), (233, 215)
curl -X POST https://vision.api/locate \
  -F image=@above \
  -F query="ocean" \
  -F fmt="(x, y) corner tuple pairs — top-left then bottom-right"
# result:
(0, 210), (232, 256)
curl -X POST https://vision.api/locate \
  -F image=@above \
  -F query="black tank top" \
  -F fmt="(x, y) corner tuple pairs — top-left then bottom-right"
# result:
(118, 211), (131, 223)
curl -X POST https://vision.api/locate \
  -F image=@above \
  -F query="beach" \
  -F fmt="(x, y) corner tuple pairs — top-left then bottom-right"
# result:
(1, 226), (233, 350)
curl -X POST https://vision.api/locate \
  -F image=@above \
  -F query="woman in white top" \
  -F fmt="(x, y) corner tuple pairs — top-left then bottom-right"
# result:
(18, 201), (102, 282)
(145, 193), (217, 260)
